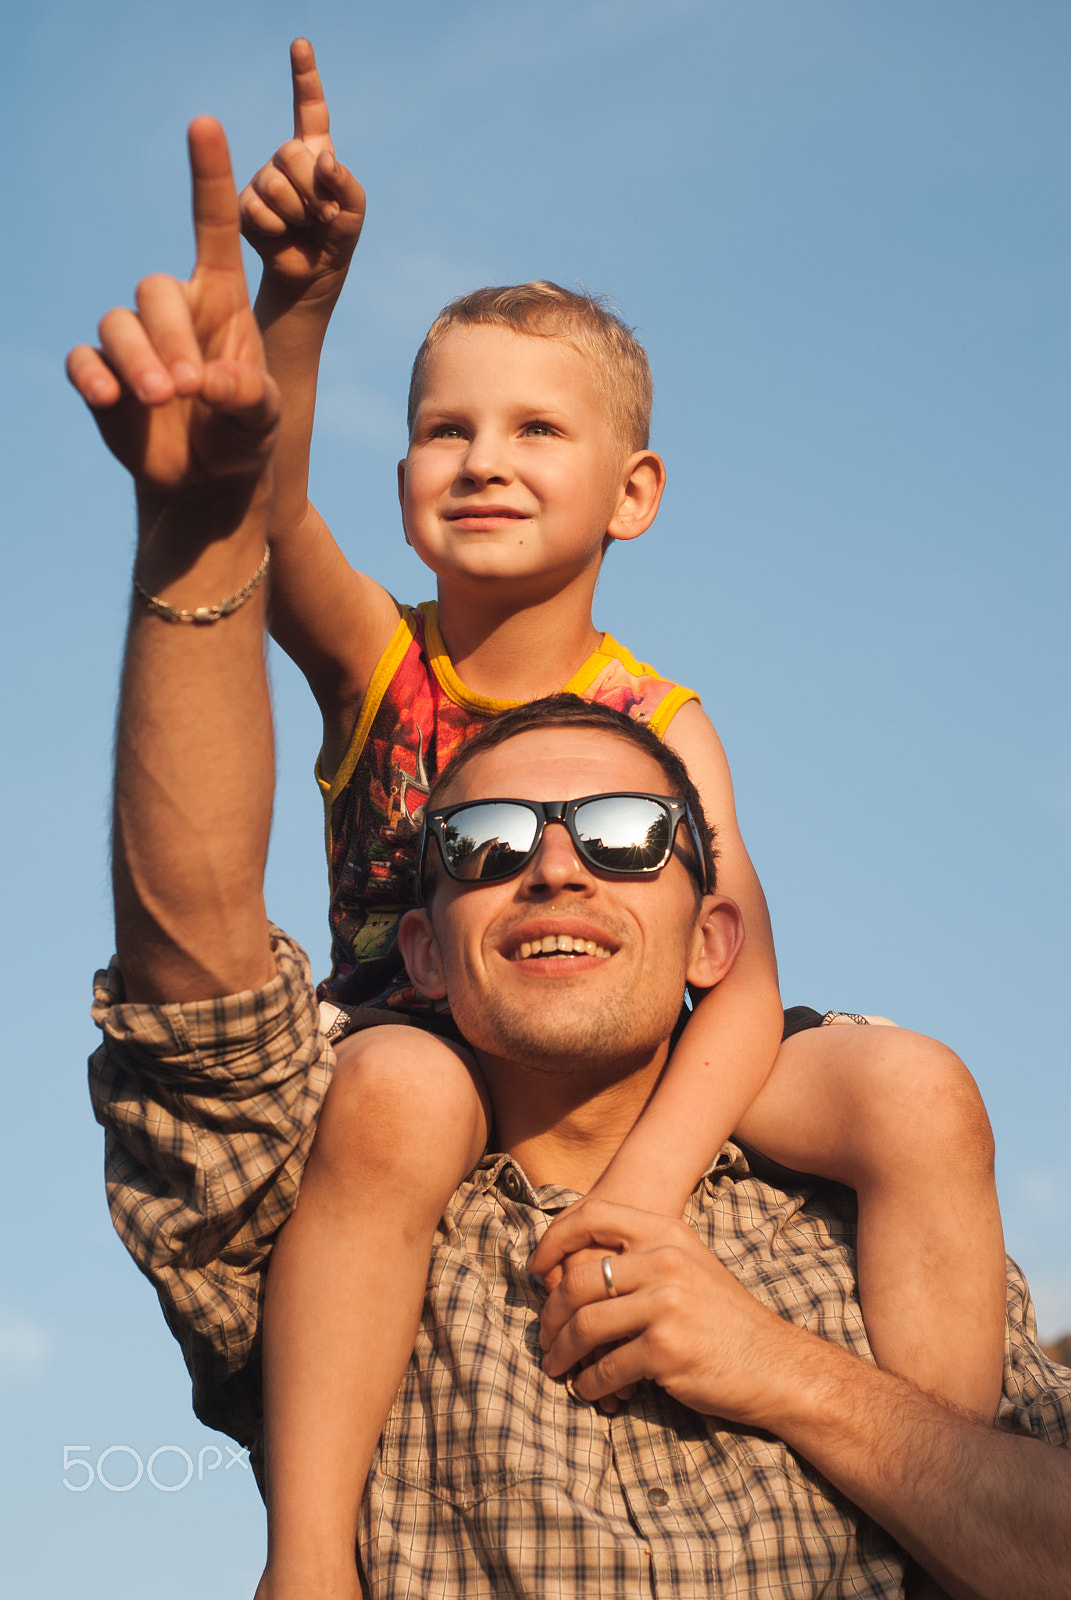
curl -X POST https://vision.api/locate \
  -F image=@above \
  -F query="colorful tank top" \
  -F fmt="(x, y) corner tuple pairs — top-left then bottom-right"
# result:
(317, 602), (698, 1011)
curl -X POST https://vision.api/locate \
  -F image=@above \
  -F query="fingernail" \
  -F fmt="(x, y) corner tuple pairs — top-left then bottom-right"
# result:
(322, 203), (339, 222)
(171, 360), (198, 389)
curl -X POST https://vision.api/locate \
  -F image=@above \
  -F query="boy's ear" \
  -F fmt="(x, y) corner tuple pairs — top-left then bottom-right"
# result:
(396, 907), (448, 999)
(397, 459), (412, 547)
(605, 450), (667, 546)
(685, 895), (745, 992)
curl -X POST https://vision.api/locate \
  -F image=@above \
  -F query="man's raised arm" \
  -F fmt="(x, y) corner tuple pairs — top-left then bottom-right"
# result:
(68, 118), (280, 1002)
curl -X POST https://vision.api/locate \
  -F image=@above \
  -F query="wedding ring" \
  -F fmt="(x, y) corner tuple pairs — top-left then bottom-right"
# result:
(601, 1255), (619, 1299)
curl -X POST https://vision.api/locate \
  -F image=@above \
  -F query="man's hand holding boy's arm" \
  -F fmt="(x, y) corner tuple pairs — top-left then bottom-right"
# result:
(241, 39), (399, 745)
(534, 1200), (1071, 1600)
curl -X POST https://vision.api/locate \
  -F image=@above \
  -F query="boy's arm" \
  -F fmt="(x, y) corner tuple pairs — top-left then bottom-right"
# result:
(241, 39), (401, 760)
(592, 698), (784, 1214)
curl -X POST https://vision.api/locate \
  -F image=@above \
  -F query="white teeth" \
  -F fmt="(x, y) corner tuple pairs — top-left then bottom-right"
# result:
(514, 938), (611, 960)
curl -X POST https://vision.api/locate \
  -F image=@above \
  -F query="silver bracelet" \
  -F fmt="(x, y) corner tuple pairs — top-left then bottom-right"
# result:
(133, 545), (270, 624)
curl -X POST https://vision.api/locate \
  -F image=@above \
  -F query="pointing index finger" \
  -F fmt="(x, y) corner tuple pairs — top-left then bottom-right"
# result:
(290, 37), (331, 141)
(187, 116), (244, 274)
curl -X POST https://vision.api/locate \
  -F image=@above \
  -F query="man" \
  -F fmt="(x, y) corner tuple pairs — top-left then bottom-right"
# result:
(75, 121), (1071, 1598)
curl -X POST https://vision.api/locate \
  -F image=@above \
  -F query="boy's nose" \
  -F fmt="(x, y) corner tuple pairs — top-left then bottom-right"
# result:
(520, 823), (594, 897)
(459, 430), (513, 487)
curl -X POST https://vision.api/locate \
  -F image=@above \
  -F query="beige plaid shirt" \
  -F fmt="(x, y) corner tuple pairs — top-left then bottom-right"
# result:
(89, 927), (1071, 1599)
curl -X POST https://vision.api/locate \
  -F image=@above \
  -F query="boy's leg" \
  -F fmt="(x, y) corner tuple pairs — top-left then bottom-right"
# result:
(735, 1023), (1005, 1421)
(256, 1025), (490, 1598)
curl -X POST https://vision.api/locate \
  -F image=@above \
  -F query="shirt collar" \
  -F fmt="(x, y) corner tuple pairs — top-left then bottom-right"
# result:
(475, 1143), (750, 1214)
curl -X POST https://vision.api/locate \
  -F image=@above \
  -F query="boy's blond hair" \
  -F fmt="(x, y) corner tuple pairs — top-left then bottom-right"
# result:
(407, 282), (653, 453)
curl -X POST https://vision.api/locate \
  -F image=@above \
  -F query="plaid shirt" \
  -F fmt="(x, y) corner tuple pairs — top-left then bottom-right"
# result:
(89, 927), (1071, 1599)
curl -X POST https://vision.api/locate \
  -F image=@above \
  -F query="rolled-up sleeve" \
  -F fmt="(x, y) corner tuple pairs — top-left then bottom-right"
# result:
(87, 925), (332, 1447)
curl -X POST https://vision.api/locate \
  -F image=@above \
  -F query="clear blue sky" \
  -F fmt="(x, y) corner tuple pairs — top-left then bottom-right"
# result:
(2, 2), (1067, 1592)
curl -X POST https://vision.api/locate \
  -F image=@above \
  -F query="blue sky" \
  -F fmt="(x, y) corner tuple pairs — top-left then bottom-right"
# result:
(2, 1), (1068, 1592)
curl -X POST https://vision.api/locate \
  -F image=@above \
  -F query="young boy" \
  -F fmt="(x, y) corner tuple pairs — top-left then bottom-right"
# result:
(241, 41), (1005, 1599)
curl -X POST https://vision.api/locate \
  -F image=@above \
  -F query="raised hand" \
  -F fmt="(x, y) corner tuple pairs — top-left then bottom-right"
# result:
(66, 118), (279, 500)
(240, 38), (366, 300)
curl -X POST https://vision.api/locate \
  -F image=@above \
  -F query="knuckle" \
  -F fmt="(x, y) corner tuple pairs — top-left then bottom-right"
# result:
(669, 1239), (692, 1265)
(259, 170), (297, 211)
(97, 307), (127, 340)
(275, 141), (313, 178)
(560, 1262), (585, 1301)
(571, 1306), (598, 1344)
(592, 1348), (619, 1386)
(645, 1324), (673, 1363)
(261, 167), (291, 203)
(135, 273), (173, 307)
(659, 1282), (687, 1318)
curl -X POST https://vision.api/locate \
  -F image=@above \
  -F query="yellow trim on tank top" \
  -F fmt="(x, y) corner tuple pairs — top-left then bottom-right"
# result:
(317, 600), (701, 859)
(316, 608), (417, 809)
(647, 684), (699, 739)
(420, 602), (525, 714)
(419, 601), (696, 732)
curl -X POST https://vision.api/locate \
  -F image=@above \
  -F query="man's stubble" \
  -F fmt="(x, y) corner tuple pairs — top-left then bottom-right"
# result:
(450, 919), (690, 1082)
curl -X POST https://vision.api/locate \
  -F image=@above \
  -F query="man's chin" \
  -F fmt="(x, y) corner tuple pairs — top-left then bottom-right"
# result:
(457, 988), (683, 1077)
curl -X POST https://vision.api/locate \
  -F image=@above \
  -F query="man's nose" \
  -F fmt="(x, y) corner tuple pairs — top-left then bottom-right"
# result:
(520, 823), (594, 896)
(458, 428), (512, 487)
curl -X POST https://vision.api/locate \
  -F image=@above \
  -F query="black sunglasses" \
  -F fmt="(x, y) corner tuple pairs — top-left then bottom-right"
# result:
(419, 792), (708, 897)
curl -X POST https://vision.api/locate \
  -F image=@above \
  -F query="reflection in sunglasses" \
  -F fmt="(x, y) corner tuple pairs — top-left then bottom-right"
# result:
(423, 793), (704, 895)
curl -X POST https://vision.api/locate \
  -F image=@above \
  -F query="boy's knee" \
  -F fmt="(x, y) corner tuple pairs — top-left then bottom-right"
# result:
(843, 1028), (996, 1174)
(317, 1025), (487, 1173)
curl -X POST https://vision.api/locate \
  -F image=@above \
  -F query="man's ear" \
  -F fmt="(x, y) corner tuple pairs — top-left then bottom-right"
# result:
(396, 907), (448, 999)
(605, 450), (667, 546)
(686, 895), (745, 991)
(397, 459), (412, 547)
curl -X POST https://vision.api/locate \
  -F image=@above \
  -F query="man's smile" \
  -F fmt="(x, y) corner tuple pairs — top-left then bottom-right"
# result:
(514, 934), (613, 961)
(498, 916), (621, 969)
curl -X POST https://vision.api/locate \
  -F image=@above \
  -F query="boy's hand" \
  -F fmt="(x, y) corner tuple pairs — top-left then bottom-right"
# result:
(240, 38), (366, 305)
(66, 117), (279, 500)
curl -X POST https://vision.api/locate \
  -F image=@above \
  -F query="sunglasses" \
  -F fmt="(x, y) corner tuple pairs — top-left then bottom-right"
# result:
(419, 792), (708, 897)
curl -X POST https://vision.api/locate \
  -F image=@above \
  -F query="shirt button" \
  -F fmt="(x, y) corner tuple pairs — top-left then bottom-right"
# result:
(499, 1167), (524, 1200)
(647, 1487), (669, 1507)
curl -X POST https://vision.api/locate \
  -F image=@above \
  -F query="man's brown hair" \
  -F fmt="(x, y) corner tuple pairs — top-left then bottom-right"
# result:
(407, 282), (654, 454)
